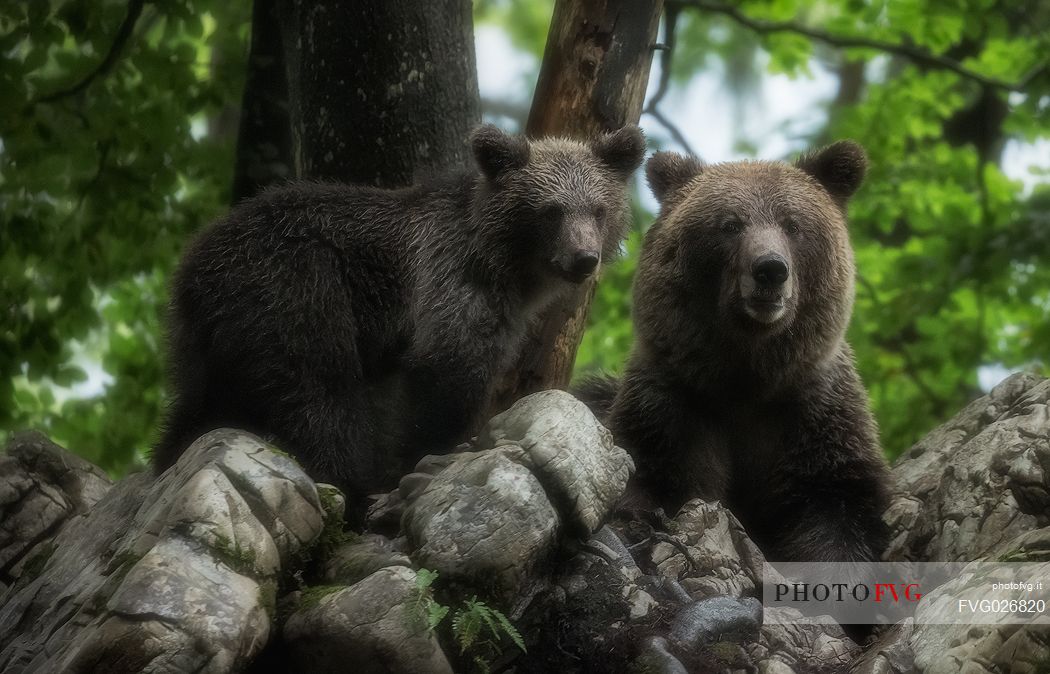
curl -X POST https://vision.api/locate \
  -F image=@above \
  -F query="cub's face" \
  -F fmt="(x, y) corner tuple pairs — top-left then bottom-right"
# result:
(638, 142), (867, 348)
(471, 125), (646, 284)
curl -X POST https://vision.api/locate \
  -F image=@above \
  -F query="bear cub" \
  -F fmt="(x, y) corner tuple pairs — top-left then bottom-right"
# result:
(156, 125), (646, 520)
(582, 141), (890, 563)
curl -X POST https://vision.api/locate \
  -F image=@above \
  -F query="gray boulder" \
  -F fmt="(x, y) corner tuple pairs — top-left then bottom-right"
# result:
(0, 429), (324, 673)
(400, 390), (634, 605)
(282, 566), (453, 674)
(885, 372), (1050, 563)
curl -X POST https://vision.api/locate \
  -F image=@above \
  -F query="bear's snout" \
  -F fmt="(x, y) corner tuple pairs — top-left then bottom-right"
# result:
(554, 215), (602, 283)
(569, 250), (600, 277)
(738, 231), (794, 326)
(751, 254), (789, 288)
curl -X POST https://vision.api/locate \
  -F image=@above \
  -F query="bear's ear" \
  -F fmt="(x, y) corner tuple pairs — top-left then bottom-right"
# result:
(795, 140), (867, 204)
(592, 125), (646, 179)
(471, 125), (530, 181)
(646, 151), (704, 204)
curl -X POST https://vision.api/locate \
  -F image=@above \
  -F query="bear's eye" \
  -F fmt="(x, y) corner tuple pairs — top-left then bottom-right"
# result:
(719, 218), (743, 234)
(593, 205), (607, 222)
(784, 217), (800, 234)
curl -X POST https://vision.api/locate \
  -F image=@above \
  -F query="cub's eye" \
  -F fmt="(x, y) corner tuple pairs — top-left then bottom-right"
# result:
(593, 205), (607, 221)
(784, 217), (800, 234)
(719, 218), (742, 234)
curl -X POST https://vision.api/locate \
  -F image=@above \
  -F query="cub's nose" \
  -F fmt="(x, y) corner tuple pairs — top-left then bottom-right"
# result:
(570, 251), (600, 277)
(752, 254), (789, 287)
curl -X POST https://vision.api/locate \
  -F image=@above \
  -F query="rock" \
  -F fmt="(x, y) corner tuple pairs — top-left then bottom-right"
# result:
(884, 373), (1050, 674)
(282, 566), (452, 674)
(400, 391), (634, 605)
(401, 445), (560, 605)
(848, 620), (915, 674)
(636, 636), (690, 674)
(478, 390), (634, 533)
(650, 499), (764, 600)
(668, 596), (763, 650)
(885, 373), (1050, 562)
(4, 377), (1049, 673)
(745, 610), (860, 673)
(0, 429), (324, 673)
(322, 533), (412, 586)
(0, 432), (112, 583)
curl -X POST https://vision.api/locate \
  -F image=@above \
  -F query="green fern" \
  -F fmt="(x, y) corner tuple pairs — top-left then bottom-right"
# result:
(407, 568), (450, 633)
(491, 606), (526, 653)
(451, 597), (527, 655)
(452, 601), (484, 652)
(427, 601), (450, 631)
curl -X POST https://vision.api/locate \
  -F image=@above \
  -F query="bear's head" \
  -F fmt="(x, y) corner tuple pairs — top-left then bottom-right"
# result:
(634, 141), (867, 384)
(470, 124), (646, 285)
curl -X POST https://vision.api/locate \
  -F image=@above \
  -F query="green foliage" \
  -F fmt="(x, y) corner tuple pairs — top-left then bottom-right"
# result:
(3, 0), (1049, 473)
(0, 0), (250, 473)
(577, 0), (1050, 460)
(408, 568), (450, 633)
(451, 596), (526, 673)
(408, 571), (525, 673)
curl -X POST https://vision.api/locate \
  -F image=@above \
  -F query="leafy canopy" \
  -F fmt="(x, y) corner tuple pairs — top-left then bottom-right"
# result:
(2, 0), (1048, 474)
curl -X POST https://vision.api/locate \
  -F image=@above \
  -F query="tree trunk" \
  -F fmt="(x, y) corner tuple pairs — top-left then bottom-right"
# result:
(278, 0), (481, 187)
(232, 0), (294, 204)
(490, 0), (663, 413)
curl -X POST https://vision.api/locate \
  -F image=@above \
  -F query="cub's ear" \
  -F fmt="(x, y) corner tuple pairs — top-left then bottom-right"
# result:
(592, 125), (646, 179)
(471, 125), (530, 180)
(795, 140), (867, 204)
(646, 151), (704, 204)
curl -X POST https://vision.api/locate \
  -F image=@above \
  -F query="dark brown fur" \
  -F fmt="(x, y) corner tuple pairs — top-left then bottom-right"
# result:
(584, 142), (890, 562)
(155, 125), (645, 521)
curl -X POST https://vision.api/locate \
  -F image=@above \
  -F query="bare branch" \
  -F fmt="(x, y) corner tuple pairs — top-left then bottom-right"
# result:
(35, 0), (147, 104)
(671, 0), (1047, 93)
(643, 5), (698, 156)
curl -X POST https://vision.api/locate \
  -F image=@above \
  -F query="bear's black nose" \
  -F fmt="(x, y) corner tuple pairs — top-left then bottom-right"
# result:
(752, 254), (789, 287)
(570, 251), (600, 277)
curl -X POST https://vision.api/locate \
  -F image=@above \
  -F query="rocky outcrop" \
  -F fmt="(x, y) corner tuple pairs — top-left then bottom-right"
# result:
(1, 374), (1048, 673)
(282, 566), (454, 674)
(0, 430), (324, 673)
(885, 372), (1050, 563)
(0, 432), (112, 592)
(400, 391), (634, 606)
(873, 372), (1050, 674)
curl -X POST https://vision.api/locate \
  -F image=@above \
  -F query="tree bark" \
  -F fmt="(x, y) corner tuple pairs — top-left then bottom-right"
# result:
(278, 0), (481, 187)
(490, 0), (663, 413)
(232, 0), (294, 204)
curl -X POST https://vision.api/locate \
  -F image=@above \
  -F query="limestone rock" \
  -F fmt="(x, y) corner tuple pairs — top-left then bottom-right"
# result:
(401, 445), (560, 604)
(478, 389), (635, 532)
(322, 533), (412, 586)
(400, 391), (634, 604)
(885, 373), (1050, 563)
(0, 431), (112, 583)
(0, 429), (324, 673)
(282, 566), (453, 674)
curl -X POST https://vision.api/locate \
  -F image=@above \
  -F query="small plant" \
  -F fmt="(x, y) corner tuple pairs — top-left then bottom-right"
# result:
(409, 568), (450, 632)
(407, 571), (527, 673)
(451, 596), (526, 673)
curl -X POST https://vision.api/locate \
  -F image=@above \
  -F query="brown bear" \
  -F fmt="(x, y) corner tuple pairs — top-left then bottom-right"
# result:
(154, 124), (646, 522)
(578, 142), (890, 563)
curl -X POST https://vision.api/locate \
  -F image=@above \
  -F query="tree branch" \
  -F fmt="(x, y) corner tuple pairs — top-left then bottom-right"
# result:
(671, 0), (1047, 92)
(643, 4), (698, 156)
(36, 0), (147, 104)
